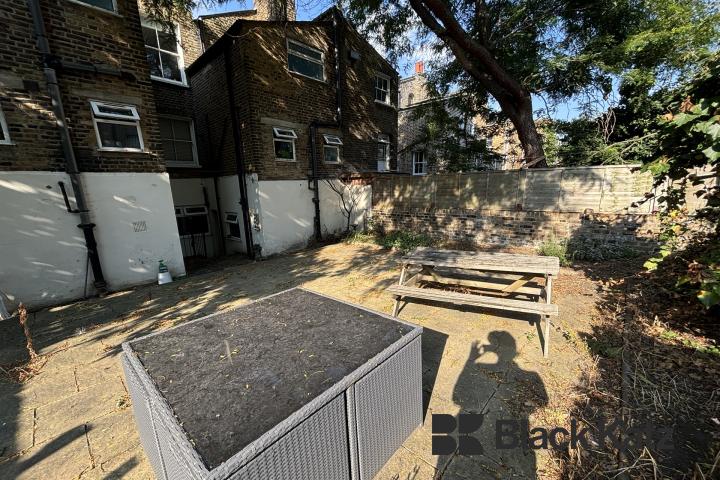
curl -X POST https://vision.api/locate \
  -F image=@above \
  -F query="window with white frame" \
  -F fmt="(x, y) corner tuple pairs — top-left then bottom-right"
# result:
(375, 74), (390, 104)
(160, 117), (198, 167)
(73, 0), (115, 12)
(287, 39), (324, 81)
(377, 133), (390, 172)
(175, 206), (209, 236)
(0, 106), (11, 145)
(323, 134), (342, 164)
(142, 20), (185, 84)
(412, 150), (427, 175)
(224, 212), (242, 239)
(273, 127), (297, 161)
(90, 101), (144, 151)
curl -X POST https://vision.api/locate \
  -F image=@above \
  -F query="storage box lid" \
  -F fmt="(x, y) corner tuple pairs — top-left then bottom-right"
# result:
(126, 288), (417, 469)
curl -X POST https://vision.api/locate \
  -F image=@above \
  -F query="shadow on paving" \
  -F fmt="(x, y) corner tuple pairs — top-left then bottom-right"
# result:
(407, 295), (549, 480)
(0, 243), (402, 478)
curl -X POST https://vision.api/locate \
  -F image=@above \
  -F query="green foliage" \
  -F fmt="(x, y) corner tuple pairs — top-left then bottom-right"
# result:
(379, 231), (434, 253)
(550, 119), (628, 166)
(537, 238), (570, 266)
(407, 96), (501, 172)
(345, 0), (719, 151)
(566, 238), (640, 262)
(639, 53), (720, 308)
(344, 231), (377, 245)
(343, 228), (434, 254)
(539, 237), (640, 264)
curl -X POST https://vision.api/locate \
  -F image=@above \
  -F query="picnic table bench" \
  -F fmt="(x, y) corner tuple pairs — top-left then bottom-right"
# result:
(387, 247), (559, 357)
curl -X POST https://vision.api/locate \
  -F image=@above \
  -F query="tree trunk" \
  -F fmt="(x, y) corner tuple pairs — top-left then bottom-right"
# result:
(503, 95), (548, 168)
(408, 0), (548, 168)
(493, 92), (547, 167)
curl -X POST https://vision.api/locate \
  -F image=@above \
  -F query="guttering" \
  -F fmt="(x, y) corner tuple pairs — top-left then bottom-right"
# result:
(26, 0), (107, 294)
(223, 41), (256, 259)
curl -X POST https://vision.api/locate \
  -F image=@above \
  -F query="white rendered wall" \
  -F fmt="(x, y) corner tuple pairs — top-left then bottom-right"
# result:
(255, 179), (371, 257)
(0, 171), (185, 309)
(0, 172), (88, 308)
(79, 172), (185, 289)
(216, 175), (248, 254)
(319, 179), (372, 236)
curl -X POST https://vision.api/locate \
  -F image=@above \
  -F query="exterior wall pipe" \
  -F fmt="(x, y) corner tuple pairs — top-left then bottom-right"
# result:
(309, 10), (345, 241)
(223, 41), (256, 259)
(26, 0), (107, 293)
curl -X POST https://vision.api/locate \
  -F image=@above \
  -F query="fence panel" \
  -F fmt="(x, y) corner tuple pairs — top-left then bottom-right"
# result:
(373, 165), (663, 214)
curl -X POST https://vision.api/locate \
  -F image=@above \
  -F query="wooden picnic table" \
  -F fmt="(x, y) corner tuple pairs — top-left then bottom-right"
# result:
(387, 247), (560, 357)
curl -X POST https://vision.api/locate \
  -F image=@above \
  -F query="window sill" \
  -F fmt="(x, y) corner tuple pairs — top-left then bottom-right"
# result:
(65, 0), (122, 18)
(151, 76), (189, 88)
(289, 70), (327, 84)
(97, 147), (146, 153)
(275, 158), (297, 162)
(0, 141), (16, 146)
(167, 162), (200, 168)
(374, 100), (396, 110)
(324, 162), (341, 165)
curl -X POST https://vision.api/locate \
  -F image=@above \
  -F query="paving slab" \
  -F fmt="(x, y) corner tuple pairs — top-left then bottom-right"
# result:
(33, 379), (126, 444)
(0, 408), (33, 460)
(373, 446), (438, 480)
(0, 243), (599, 480)
(0, 425), (91, 480)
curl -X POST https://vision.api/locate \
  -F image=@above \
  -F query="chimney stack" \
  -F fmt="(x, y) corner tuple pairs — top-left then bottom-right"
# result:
(415, 61), (424, 74)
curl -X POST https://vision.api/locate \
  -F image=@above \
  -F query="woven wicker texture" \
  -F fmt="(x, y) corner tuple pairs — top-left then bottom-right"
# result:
(122, 357), (167, 480)
(227, 394), (350, 480)
(354, 338), (423, 480)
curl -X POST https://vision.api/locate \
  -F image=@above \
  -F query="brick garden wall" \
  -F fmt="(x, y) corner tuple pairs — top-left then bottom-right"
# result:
(371, 166), (665, 250)
(371, 208), (661, 250)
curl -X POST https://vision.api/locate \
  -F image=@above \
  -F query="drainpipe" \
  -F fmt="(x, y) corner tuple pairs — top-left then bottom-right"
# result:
(308, 9), (345, 241)
(26, 0), (107, 293)
(223, 41), (256, 259)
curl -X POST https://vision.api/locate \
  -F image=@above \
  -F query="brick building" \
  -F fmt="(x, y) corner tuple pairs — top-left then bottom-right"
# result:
(0, 0), (185, 308)
(397, 62), (523, 175)
(1, 0), (397, 307)
(175, 6), (398, 256)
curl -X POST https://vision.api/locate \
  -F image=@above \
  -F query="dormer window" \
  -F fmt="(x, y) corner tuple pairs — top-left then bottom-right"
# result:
(142, 20), (186, 85)
(287, 39), (324, 81)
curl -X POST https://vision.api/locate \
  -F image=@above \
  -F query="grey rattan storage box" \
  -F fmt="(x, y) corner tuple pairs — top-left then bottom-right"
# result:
(121, 288), (423, 480)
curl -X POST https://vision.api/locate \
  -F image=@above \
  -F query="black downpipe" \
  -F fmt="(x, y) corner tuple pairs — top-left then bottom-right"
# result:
(309, 122), (322, 241)
(309, 9), (345, 241)
(223, 42), (256, 259)
(26, 0), (107, 293)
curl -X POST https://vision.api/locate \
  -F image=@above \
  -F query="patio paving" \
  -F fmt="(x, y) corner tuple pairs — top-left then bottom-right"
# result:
(0, 242), (599, 479)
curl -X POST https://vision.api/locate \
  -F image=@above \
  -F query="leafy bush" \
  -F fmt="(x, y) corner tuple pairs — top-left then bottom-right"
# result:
(379, 230), (433, 253)
(344, 231), (377, 245)
(537, 238), (570, 266)
(566, 238), (640, 262)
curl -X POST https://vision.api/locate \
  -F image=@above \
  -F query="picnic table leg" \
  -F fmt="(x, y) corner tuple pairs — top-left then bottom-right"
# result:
(543, 276), (553, 358)
(392, 263), (408, 317)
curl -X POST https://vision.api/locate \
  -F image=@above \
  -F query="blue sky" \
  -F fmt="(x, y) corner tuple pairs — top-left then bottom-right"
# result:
(194, 1), (587, 119)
